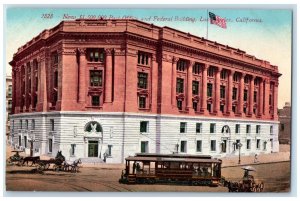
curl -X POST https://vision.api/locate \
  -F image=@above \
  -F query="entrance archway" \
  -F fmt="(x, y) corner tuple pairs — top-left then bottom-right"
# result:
(84, 121), (103, 158)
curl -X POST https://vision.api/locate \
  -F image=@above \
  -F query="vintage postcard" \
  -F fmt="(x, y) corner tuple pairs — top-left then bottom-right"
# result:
(4, 6), (292, 194)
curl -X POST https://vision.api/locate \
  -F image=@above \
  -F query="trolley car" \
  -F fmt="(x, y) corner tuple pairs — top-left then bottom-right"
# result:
(119, 153), (222, 186)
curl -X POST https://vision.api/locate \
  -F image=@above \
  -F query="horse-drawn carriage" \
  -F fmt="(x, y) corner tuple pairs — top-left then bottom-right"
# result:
(36, 151), (82, 173)
(6, 150), (24, 166)
(225, 166), (264, 192)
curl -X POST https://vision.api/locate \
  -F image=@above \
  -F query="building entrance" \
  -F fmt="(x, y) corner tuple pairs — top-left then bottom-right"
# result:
(88, 141), (99, 157)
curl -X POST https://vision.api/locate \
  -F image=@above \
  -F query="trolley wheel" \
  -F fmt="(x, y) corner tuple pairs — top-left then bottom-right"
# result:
(192, 181), (198, 186)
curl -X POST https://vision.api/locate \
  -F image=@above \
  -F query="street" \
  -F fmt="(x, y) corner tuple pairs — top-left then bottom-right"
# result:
(6, 161), (290, 192)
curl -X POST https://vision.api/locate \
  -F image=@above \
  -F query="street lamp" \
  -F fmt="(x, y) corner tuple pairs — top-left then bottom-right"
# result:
(237, 142), (243, 164)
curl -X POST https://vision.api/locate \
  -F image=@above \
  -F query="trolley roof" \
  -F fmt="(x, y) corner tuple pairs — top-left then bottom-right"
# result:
(125, 155), (222, 163)
(135, 153), (212, 159)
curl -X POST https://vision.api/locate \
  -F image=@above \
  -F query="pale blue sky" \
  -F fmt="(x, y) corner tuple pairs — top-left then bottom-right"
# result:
(5, 7), (292, 108)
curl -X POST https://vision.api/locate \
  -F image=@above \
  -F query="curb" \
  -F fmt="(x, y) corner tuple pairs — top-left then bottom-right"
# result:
(222, 160), (290, 168)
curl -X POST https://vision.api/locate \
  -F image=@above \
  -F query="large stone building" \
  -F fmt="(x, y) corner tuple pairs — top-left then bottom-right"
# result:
(6, 76), (12, 142)
(278, 102), (291, 144)
(9, 19), (281, 163)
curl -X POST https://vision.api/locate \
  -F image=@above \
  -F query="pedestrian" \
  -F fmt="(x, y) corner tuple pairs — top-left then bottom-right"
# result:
(254, 154), (258, 163)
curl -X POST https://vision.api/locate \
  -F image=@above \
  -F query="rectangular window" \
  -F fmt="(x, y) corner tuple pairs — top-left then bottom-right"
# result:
(220, 85), (226, 99)
(256, 139), (261, 149)
(25, 120), (28, 130)
(210, 123), (216, 133)
(87, 48), (104, 62)
(138, 52), (149, 65)
(141, 141), (148, 153)
(140, 121), (148, 133)
(207, 83), (213, 97)
(280, 124), (284, 131)
(193, 102), (198, 111)
(247, 139), (251, 150)
(270, 126), (273, 134)
(19, 136), (22, 146)
(8, 85), (12, 97)
(256, 125), (261, 134)
(243, 106), (247, 114)
(177, 60), (186, 71)
(269, 94), (272, 106)
(244, 90), (248, 101)
(176, 78), (184, 93)
(52, 52), (58, 65)
(220, 104), (224, 113)
(210, 140), (216, 151)
(50, 119), (54, 131)
(31, 119), (35, 130)
(90, 70), (103, 86)
(139, 96), (146, 109)
(192, 81), (199, 95)
(193, 63), (201, 74)
(196, 123), (202, 133)
(254, 91), (257, 103)
(49, 138), (53, 153)
(180, 141), (187, 153)
(196, 140), (202, 152)
(235, 139), (241, 150)
(221, 70), (227, 80)
(108, 145), (113, 156)
(246, 125), (251, 134)
(180, 122), (187, 133)
(24, 136), (27, 148)
(221, 140), (227, 153)
(235, 124), (240, 134)
(177, 100), (182, 110)
(137, 72), (148, 89)
(71, 144), (76, 156)
(54, 71), (58, 88)
(232, 87), (237, 100)
(92, 96), (100, 106)
(207, 103), (212, 113)
(208, 67), (214, 77)
(20, 120), (22, 129)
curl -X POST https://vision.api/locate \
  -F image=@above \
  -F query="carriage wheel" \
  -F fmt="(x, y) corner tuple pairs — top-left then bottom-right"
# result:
(53, 165), (60, 172)
(6, 159), (13, 166)
(44, 163), (50, 170)
(37, 164), (45, 172)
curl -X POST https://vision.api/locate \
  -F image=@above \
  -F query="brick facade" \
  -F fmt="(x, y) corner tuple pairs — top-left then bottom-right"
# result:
(9, 19), (281, 162)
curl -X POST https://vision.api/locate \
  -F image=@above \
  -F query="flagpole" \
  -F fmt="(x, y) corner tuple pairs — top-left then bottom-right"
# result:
(206, 9), (208, 39)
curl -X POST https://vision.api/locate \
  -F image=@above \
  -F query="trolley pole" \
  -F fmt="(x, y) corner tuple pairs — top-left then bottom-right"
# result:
(238, 142), (242, 164)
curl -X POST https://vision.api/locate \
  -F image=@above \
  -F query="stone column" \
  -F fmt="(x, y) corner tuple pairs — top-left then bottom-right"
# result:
(30, 61), (34, 110)
(14, 68), (21, 113)
(171, 57), (178, 107)
(37, 57), (48, 112)
(264, 78), (270, 118)
(200, 64), (208, 114)
(186, 61), (194, 111)
(248, 75), (255, 116)
(78, 48), (87, 104)
(227, 70), (233, 116)
(258, 77), (264, 117)
(273, 82), (279, 120)
(214, 67), (221, 114)
(239, 73), (245, 115)
(104, 48), (113, 103)
(24, 64), (29, 111)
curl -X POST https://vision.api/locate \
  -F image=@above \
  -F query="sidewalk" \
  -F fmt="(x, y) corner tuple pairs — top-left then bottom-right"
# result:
(6, 143), (290, 169)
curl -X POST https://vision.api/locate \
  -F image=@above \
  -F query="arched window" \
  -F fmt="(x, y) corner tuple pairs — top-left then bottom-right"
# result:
(85, 121), (102, 132)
